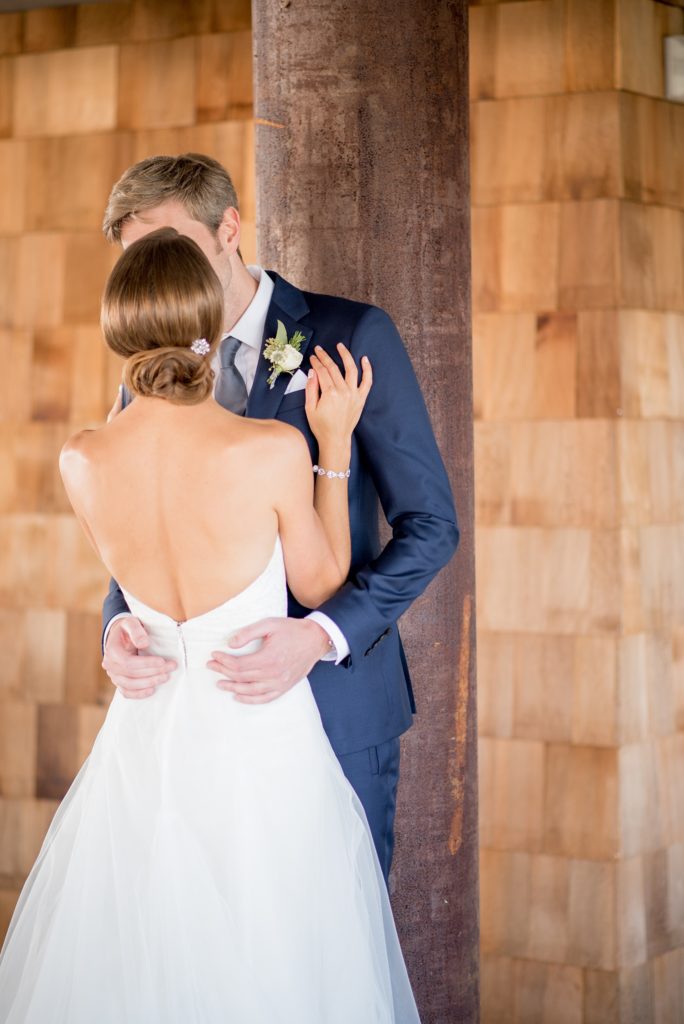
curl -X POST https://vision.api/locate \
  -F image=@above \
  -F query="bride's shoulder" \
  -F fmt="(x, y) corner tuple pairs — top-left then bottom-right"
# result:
(59, 422), (124, 479)
(240, 415), (303, 445)
(237, 417), (309, 470)
(59, 428), (98, 464)
(58, 429), (101, 495)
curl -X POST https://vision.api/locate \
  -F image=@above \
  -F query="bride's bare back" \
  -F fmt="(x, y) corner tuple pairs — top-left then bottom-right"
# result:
(60, 394), (339, 622)
(60, 226), (369, 704)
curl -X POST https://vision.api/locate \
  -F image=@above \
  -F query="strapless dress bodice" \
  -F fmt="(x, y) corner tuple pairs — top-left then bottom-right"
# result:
(119, 535), (287, 668)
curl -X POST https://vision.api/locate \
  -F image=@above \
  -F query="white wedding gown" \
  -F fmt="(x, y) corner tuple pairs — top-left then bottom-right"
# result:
(0, 535), (420, 1023)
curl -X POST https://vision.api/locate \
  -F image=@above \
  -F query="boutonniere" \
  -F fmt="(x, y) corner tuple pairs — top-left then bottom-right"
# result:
(263, 320), (306, 389)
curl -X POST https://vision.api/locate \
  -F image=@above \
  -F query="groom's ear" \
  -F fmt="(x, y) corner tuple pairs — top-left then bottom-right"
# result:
(218, 206), (241, 259)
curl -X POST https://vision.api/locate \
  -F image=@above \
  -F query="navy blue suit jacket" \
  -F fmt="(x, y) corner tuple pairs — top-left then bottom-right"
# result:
(102, 271), (459, 755)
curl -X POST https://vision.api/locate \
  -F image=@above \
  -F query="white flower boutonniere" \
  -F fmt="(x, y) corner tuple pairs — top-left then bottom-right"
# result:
(263, 320), (306, 389)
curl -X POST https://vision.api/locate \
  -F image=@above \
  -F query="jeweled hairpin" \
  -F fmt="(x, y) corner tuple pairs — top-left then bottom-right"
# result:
(190, 338), (210, 355)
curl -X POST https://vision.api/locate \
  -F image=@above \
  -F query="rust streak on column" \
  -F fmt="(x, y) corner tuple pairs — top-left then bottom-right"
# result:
(252, 1), (478, 1019)
(449, 592), (472, 856)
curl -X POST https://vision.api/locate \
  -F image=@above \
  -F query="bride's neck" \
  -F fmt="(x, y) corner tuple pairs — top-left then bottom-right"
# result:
(125, 395), (221, 416)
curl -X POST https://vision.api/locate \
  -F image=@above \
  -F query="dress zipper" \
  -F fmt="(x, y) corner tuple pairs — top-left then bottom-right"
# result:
(176, 620), (188, 670)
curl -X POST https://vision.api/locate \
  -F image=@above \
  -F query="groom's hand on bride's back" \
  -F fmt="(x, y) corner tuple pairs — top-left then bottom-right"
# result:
(102, 617), (177, 700)
(207, 618), (332, 704)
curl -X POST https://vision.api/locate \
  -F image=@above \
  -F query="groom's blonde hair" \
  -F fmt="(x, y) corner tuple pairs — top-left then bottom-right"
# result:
(103, 153), (240, 245)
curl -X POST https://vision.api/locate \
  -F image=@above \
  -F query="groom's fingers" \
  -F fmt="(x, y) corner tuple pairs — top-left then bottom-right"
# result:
(118, 685), (158, 700)
(207, 658), (268, 682)
(216, 680), (277, 696)
(207, 648), (271, 677)
(232, 692), (282, 704)
(207, 658), (274, 684)
(116, 670), (172, 688)
(225, 617), (280, 648)
(109, 656), (175, 678)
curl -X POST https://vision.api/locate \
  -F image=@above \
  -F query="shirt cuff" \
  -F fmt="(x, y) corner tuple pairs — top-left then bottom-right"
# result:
(306, 612), (351, 665)
(103, 611), (133, 651)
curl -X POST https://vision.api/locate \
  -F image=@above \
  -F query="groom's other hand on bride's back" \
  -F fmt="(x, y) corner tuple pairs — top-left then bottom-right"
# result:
(102, 618), (177, 700)
(208, 617), (335, 705)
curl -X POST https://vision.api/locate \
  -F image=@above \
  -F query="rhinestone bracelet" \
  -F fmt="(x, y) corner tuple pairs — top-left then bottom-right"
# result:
(313, 464), (351, 479)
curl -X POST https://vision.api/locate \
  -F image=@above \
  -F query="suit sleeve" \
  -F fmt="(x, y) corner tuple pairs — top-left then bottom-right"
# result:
(316, 306), (459, 669)
(101, 577), (132, 654)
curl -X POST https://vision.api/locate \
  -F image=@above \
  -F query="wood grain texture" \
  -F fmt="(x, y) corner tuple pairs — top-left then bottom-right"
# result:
(13, 46), (118, 137)
(558, 199), (619, 309)
(475, 420), (618, 527)
(473, 3), (684, 1012)
(620, 93), (684, 210)
(14, 234), (65, 329)
(0, 13), (21, 57)
(473, 312), (577, 420)
(22, 7), (77, 54)
(617, 0), (684, 98)
(477, 526), (621, 634)
(0, 57), (12, 139)
(564, 0), (616, 91)
(73, 3), (132, 47)
(127, 0), (212, 42)
(196, 31), (253, 122)
(24, 133), (135, 232)
(212, 0), (251, 33)
(118, 38), (195, 130)
(0, 797), (59, 880)
(470, 0), (616, 100)
(472, 203), (561, 312)
(471, 93), (622, 206)
(0, 140), (26, 233)
(479, 739), (545, 851)
(494, 0), (565, 97)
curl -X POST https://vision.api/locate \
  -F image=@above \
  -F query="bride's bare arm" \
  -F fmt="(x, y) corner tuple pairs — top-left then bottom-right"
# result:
(273, 431), (346, 607)
(274, 344), (372, 608)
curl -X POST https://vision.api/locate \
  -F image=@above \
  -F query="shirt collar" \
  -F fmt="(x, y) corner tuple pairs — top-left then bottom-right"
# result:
(226, 265), (274, 350)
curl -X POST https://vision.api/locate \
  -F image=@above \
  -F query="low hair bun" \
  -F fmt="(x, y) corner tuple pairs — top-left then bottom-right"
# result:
(101, 227), (224, 407)
(123, 346), (215, 405)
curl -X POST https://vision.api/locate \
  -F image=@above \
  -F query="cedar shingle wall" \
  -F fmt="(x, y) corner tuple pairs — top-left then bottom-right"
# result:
(471, 1), (684, 1020)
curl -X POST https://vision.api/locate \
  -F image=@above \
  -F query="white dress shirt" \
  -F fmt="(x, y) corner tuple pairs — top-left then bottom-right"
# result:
(104, 265), (350, 664)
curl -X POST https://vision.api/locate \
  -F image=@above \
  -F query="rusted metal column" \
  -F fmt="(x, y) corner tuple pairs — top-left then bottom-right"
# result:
(252, 2), (477, 1020)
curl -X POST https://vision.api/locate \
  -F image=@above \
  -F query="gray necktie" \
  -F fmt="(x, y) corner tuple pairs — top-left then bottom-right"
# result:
(215, 335), (248, 414)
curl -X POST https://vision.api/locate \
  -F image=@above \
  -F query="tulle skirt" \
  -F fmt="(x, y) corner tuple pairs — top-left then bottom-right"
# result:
(0, 669), (420, 1023)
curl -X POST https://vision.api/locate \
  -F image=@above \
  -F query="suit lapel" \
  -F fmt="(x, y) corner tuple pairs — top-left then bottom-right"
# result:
(246, 274), (314, 420)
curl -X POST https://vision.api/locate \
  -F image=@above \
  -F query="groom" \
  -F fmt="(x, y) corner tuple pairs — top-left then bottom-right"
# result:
(100, 153), (458, 882)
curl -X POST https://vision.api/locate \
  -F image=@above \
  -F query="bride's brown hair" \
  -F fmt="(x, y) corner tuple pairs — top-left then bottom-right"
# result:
(101, 227), (224, 406)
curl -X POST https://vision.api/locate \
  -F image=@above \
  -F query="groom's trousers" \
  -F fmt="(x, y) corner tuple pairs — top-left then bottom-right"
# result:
(336, 737), (401, 884)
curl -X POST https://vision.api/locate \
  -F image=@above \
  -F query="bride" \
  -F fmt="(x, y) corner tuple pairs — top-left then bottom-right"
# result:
(0, 227), (420, 1023)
